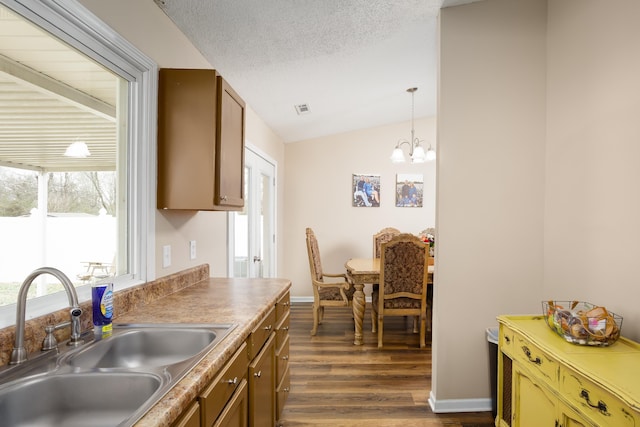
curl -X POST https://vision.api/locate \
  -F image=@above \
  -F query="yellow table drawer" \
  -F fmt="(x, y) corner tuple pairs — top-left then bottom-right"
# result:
(560, 366), (638, 427)
(500, 325), (515, 357)
(512, 332), (559, 387)
(199, 342), (249, 427)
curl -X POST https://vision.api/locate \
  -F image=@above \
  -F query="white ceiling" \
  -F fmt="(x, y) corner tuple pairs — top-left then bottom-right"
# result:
(154, 0), (480, 143)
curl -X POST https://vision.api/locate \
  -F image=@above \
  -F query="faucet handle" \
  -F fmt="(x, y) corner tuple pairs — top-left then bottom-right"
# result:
(41, 321), (72, 351)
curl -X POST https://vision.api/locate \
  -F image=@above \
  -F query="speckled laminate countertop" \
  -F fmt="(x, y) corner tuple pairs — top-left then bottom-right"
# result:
(124, 277), (291, 427)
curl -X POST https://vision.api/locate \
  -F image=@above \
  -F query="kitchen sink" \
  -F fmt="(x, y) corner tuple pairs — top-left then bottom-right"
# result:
(0, 372), (162, 427)
(0, 323), (236, 427)
(68, 327), (219, 369)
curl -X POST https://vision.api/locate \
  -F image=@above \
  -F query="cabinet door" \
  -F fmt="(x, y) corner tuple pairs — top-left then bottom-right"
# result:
(158, 68), (218, 210)
(215, 75), (245, 208)
(558, 401), (595, 427)
(172, 401), (200, 427)
(213, 379), (248, 427)
(512, 367), (557, 427)
(248, 333), (276, 427)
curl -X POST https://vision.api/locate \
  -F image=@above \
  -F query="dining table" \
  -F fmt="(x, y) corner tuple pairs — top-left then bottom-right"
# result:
(344, 257), (434, 345)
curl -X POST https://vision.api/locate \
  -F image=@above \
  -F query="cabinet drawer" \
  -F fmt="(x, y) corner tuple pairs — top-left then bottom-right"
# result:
(560, 367), (638, 427)
(172, 401), (200, 427)
(275, 292), (290, 322)
(500, 325), (515, 357)
(276, 364), (290, 421)
(249, 307), (276, 360)
(512, 332), (558, 387)
(276, 334), (290, 384)
(275, 310), (290, 351)
(200, 342), (249, 427)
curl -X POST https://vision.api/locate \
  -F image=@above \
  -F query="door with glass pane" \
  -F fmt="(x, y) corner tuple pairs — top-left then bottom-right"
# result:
(229, 148), (275, 278)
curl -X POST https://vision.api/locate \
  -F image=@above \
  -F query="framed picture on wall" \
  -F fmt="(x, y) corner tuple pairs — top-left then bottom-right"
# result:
(396, 174), (423, 207)
(352, 174), (380, 207)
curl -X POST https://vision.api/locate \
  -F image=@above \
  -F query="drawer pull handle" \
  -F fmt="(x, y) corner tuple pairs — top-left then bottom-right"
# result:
(283, 326), (289, 331)
(505, 336), (511, 343)
(282, 355), (289, 361)
(284, 387), (290, 393)
(254, 371), (262, 378)
(521, 346), (541, 365)
(264, 325), (272, 331)
(226, 377), (238, 385)
(580, 389), (609, 415)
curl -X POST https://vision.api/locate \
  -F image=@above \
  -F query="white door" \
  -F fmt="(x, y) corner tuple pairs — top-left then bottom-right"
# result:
(228, 147), (276, 278)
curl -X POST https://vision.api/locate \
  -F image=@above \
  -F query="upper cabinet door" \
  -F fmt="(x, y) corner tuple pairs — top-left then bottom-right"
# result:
(157, 68), (245, 211)
(215, 76), (245, 208)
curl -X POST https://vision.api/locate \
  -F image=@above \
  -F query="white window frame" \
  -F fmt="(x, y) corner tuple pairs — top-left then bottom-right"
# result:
(0, 0), (156, 328)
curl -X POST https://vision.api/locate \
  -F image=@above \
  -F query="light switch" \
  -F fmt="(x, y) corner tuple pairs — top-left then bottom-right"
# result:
(189, 240), (196, 260)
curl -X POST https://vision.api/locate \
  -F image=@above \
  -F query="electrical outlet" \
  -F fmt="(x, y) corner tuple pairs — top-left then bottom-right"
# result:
(189, 240), (196, 260)
(162, 245), (171, 268)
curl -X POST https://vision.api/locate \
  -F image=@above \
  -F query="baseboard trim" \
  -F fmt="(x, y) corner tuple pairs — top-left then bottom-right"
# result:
(428, 391), (492, 413)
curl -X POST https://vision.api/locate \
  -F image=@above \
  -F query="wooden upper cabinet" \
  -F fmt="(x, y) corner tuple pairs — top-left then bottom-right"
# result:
(157, 68), (245, 210)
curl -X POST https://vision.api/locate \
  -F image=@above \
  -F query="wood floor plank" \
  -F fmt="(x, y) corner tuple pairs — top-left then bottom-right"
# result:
(279, 303), (494, 427)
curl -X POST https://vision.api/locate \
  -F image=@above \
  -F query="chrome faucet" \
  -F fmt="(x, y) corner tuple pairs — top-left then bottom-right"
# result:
(10, 267), (83, 365)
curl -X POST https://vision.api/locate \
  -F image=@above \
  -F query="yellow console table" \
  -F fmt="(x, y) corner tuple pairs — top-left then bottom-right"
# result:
(497, 315), (640, 427)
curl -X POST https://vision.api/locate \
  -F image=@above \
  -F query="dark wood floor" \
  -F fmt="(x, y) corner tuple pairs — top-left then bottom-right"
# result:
(279, 302), (495, 427)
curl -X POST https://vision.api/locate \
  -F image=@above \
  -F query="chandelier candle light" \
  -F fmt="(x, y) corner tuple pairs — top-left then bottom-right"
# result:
(390, 87), (435, 163)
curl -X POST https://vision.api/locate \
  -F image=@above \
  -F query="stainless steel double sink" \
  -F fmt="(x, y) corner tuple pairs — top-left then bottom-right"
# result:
(0, 323), (236, 427)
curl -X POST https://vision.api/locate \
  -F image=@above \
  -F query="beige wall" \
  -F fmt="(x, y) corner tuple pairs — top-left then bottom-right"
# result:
(436, 0), (640, 412)
(282, 118), (437, 299)
(78, 0), (287, 279)
(436, 0), (547, 410)
(544, 0), (640, 337)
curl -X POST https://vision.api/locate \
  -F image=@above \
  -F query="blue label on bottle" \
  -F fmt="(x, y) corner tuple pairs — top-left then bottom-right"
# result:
(92, 283), (113, 326)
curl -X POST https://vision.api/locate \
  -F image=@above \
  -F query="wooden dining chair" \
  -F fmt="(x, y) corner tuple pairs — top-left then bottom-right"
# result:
(373, 227), (401, 258)
(371, 227), (401, 332)
(374, 233), (430, 348)
(305, 227), (355, 335)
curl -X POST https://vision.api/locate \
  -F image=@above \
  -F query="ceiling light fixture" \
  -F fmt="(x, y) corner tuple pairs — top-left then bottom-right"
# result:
(390, 87), (435, 164)
(64, 140), (91, 158)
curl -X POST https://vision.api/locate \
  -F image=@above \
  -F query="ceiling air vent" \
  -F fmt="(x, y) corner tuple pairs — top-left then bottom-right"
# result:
(294, 103), (311, 115)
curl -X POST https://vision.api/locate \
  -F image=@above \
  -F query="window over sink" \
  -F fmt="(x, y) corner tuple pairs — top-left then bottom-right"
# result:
(0, 0), (156, 327)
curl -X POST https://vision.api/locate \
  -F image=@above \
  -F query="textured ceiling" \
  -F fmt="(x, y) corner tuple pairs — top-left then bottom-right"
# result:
(154, 0), (479, 143)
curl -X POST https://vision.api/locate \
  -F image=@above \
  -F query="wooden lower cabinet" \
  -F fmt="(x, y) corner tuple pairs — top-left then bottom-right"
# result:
(214, 379), (249, 427)
(248, 332), (276, 427)
(175, 291), (291, 427)
(274, 292), (291, 425)
(172, 401), (201, 427)
(200, 342), (249, 427)
(497, 315), (639, 427)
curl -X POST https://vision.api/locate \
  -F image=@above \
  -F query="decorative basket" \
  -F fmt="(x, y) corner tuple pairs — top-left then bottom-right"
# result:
(542, 301), (622, 347)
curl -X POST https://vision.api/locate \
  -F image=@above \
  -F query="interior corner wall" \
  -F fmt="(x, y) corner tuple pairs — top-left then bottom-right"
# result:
(434, 0), (547, 410)
(544, 0), (640, 340)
